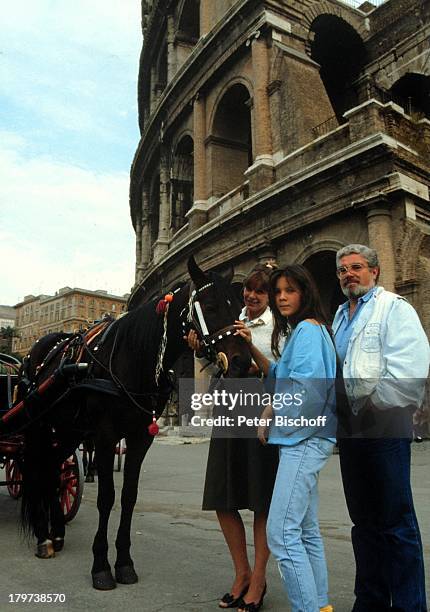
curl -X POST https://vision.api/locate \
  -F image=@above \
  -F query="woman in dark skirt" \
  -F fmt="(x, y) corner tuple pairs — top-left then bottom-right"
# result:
(188, 264), (278, 611)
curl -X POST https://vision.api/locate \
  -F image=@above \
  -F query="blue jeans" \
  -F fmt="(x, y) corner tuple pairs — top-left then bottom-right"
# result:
(339, 438), (427, 612)
(267, 438), (334, 612)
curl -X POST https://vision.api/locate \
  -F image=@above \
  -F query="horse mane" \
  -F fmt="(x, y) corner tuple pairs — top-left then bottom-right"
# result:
(103, 282), (191, 392)
(106, 299), (164, 389)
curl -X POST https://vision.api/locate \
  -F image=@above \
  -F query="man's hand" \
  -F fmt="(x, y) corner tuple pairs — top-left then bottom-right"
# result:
(258, 405), (274, 445)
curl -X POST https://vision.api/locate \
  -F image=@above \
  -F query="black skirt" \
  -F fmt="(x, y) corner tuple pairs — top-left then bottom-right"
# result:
(202, 436), (279, 513)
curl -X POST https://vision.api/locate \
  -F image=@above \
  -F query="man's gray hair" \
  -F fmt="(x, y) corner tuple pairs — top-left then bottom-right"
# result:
(336, 244), (379, 268)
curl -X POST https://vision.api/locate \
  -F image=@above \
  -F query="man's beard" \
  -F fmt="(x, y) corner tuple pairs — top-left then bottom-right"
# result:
(341, 283), (371, 299)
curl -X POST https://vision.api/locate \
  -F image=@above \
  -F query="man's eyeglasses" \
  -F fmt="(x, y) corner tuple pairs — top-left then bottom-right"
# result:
(336, 263), (369, 277)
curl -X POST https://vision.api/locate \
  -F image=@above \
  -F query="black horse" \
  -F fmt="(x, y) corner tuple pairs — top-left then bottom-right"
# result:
(16, 256), (251, 590)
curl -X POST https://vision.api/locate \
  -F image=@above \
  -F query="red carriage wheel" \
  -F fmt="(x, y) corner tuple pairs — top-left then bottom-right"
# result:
(5, 458), (23, 499)
(59, 450), (84, 523)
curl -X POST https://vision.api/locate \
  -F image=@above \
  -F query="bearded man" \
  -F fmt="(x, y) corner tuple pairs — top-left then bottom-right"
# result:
(332, 244), (429, 612)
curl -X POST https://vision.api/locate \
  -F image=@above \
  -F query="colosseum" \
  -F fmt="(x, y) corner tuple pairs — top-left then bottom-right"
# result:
(129, 0), (430, 335)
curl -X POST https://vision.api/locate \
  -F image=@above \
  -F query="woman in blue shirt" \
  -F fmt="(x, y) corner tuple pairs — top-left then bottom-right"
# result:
(235, 265), (336, 612)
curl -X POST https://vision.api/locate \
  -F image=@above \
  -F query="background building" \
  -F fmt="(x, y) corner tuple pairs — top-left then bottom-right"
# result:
(13, 288), (127, 357)
(130, 0), (430, 339)
(0, 305), (16, 354)
(0, 305), (15, 331)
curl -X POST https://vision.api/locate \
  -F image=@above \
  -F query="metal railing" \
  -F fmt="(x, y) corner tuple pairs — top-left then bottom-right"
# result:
(337, 0), (389, 9)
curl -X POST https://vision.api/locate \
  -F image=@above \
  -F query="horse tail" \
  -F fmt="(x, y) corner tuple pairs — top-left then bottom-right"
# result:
(20, 421), (58, 542)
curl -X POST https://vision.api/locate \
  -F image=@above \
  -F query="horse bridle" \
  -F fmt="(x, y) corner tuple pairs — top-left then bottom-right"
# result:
(181, 281), (238, 373)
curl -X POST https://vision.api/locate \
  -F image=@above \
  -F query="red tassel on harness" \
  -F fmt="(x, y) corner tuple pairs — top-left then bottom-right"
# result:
(148, 411), (159, 436)
(156, 293), (173, 315)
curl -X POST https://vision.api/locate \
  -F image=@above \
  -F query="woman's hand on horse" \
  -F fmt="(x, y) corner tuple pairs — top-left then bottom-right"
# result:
(248, 363), (261, 377)
(185, 330), (203, 355)
(234, 320), (252, 344)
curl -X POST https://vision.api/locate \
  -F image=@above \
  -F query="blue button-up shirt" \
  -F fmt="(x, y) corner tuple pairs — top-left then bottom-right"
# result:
(334, 287), (377, 363)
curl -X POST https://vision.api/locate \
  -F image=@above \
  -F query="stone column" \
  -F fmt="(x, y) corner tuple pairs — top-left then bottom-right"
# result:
(251, 36), (272, 162)
(245, 35), (274, 193)
(150, 65), (156, 113)
(167, 12), (176, 83)
(141, 184), (151, 268)
(135, 211), (142, 281)
(200, 0), (212, 37)
(154, 149), (170, 260)
(366, 203), (396, 291)
(188, 94), (208, 229)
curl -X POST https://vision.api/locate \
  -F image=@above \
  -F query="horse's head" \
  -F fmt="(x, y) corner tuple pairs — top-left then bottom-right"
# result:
(187, 255), (252, 377)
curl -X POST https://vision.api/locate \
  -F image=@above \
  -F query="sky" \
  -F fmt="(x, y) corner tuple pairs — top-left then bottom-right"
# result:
(0, 0), (143, 305)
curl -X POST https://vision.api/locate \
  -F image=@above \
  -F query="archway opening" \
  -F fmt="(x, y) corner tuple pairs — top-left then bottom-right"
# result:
(171, 135), (194, 231)
(157, 44), (168, 91)
(310, 15), (366, 123)
(390, 73), (430, 119)
(149, 173), (160, 253)
(210, 83), (252, 198)
(178, 0), (200, 41)
(303, 250), (344, 322)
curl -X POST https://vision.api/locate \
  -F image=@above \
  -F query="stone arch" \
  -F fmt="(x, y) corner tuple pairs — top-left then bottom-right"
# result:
(377, 50), (430, 91)
(295, 239), (345, 265)
(208, 77), (254, 136)
(208, 81), (253, 198)
(307, 13), (367, 122)
(390, 73), (430, 119)
(396, 221), (424, 282)
(296, 240), (345, 321)
(301, 1), (368, 43)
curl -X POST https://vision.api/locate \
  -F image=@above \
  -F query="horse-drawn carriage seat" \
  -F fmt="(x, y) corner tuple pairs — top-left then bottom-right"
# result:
(2, 318), (120, 430)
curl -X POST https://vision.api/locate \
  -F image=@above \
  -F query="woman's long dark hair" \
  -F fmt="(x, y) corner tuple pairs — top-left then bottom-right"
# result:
(269, 265), (329, 359)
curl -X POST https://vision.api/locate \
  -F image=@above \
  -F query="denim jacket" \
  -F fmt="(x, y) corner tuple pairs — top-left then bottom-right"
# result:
(333, 287), (430, 414)
(266, 321), (337, 444)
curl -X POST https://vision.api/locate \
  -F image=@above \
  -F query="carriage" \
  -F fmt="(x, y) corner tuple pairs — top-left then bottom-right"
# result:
(0, 352), (84, 522)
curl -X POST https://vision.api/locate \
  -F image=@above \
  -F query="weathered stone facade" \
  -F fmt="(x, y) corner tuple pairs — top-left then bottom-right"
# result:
(130, 0), (430, 337)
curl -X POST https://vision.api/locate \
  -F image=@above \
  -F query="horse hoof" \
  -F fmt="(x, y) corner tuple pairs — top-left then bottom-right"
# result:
(115, 565), (138, 584)
(52, 537), (64, 552)
(35, 540), (55, 559)
(92, 570), (116, 590)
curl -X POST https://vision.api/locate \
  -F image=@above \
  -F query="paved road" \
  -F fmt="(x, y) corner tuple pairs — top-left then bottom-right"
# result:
(0, 438), (429, 612)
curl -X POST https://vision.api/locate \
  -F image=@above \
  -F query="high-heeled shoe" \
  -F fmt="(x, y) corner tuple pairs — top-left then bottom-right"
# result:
(219, 585), (249, 609)
(238, 583), (266, 612)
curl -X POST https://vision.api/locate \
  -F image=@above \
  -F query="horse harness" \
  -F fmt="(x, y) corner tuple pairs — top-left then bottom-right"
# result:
(180, 281), (238, 374)
(2, 282), (239, 434)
